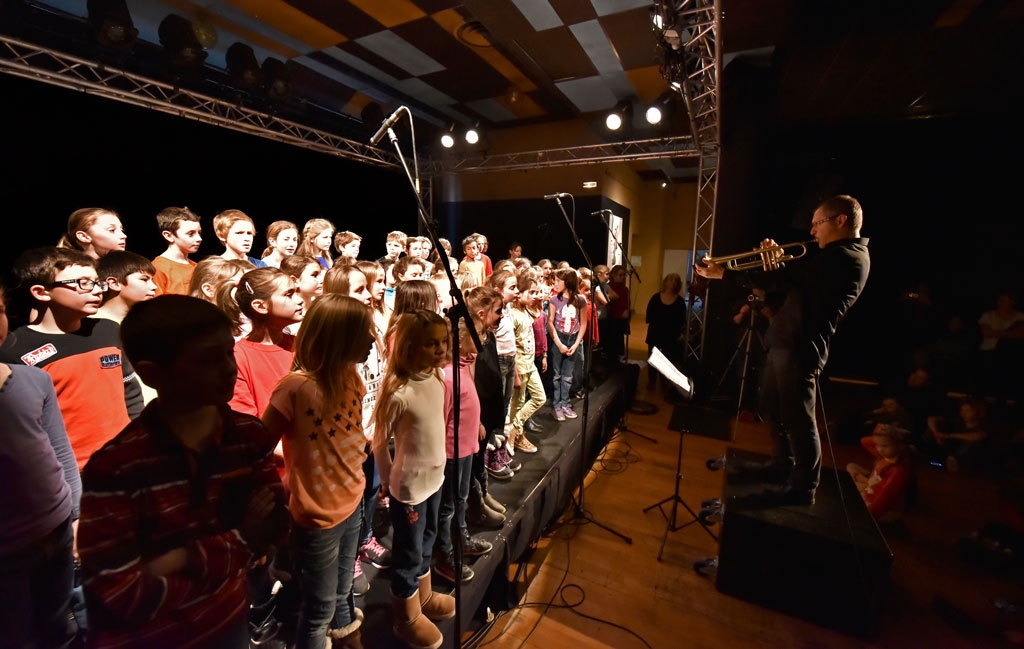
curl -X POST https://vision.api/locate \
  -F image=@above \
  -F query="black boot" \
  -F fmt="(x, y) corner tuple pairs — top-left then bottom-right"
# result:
(461, 529), (493, 556)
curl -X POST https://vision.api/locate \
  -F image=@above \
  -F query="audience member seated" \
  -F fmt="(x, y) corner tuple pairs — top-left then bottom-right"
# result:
(974, 290), (1024, 402)
(920, 396), (992, 474)
(838, 393), (916, 444)
(846, 423), (915, 522)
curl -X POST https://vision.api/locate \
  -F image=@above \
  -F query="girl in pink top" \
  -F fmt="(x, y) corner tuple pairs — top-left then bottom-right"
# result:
(229, 267), (303, 417)
(435, 320), (492, 583)
(262, 295), (377, 648)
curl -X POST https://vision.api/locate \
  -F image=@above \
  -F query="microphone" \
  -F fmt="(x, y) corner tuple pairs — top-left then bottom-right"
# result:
(369, 107), (404, 145)
(543, 192), (570, 199)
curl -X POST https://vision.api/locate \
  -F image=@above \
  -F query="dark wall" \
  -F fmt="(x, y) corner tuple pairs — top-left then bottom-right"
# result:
(0, 73), (419, 269)
(437, 196), (629, 268)
(697, 58), (1024, 383)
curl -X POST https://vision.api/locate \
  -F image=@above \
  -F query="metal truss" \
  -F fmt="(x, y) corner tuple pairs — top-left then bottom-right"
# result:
(664, 0), (722, 362)
(0, 33), (401, 170)
(428, 135), (698, 174)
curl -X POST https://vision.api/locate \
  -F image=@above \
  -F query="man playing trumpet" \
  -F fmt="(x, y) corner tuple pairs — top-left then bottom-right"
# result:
(696, 195), (871, 506)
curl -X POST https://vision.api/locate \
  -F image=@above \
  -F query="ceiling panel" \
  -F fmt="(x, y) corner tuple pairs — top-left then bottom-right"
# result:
(1, 0), (1021, 178)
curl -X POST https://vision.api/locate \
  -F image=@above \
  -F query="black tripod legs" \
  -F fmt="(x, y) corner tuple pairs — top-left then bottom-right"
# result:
(642, 428), (718, 561)
(615, 417), (657, 443)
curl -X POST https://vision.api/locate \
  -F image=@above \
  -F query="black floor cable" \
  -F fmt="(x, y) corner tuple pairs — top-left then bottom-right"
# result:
(464, 440), (654, 649)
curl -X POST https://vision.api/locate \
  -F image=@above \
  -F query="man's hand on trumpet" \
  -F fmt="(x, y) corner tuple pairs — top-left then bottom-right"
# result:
(759, 238), (784, 270)
(695, 255), (724, 280)
(697, 239), (784, 279)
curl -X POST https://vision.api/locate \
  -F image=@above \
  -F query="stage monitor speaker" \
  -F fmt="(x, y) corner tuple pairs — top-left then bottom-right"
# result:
(716, 448), (893, 637)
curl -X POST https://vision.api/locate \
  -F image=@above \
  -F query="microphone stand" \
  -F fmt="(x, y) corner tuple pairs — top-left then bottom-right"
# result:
(595, 211), (656, 443)
(551, 196), (632, 545)
(381, 113), (482, 647)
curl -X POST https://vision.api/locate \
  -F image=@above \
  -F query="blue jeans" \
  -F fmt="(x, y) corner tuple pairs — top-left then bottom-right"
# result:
(290, 509), (362, 649)
(436, 456), (473, 556)
(0, 516), (77, 649)
(759, 347), (819, 494)
(551, 331), (577, 409)
(389, 489), (441, 599)
(359, 448), (380, 547)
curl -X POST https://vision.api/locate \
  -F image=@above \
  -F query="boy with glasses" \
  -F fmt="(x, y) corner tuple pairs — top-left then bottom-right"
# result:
(0, 247), (144, 469)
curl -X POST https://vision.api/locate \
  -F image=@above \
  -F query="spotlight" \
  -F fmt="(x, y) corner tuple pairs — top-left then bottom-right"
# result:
(604, 100), (632, 131)
(465, 128), (479, 144)
(87, 0), (137, 48)
(646, 92), (676, 125)
(262, 57), (292, 101)
(441, 134), (455, 148)
(226, 43), (261, 88)
(663, 28), (682, 51)
(661, 181), (668, 188)
(158, 14), (207, 70)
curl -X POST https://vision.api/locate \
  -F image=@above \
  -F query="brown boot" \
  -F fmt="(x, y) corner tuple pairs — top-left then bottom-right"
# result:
(418, 572), (455, 621)
(392, 591), (442, 649)
(467, 490), (505, 528)
(328, 613), (364, 649)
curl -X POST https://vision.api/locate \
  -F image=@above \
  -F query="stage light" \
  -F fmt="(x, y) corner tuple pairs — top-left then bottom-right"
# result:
(226, 43), (261, 88)
(604, 100), (631, 131)
(664, 28), (683, 51)
(661, 181), (668, 188)
(646, 92), (676, 125)
(465, 127), (479, 144)
(158, 14), (207, 70)
(87, 0), (137, 48)
(441, 133), (455, 148)
(262, 57), (292, 101)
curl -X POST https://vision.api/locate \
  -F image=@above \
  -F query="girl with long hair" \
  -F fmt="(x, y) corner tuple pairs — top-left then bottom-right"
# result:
(229, 267), (303, 417)
(57, 208), (126, 259)
(371, 310), (455, 649)
(260, 220), (299, 269)
(262, 295), (377, 649)
(296, 218), (336, 269)
(547, 268), (587, 422)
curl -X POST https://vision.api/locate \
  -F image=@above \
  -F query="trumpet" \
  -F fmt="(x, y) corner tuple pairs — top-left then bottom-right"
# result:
(703, 240), (814, 272)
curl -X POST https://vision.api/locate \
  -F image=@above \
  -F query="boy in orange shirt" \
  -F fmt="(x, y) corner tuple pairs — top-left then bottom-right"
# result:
(152, 206), (203, 295)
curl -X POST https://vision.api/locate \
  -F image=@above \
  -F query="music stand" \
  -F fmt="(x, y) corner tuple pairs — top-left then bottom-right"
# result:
(642, 353), (719, 560)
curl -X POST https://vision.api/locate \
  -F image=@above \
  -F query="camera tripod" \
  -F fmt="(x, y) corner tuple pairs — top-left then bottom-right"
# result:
(643, 423), (718, 561)
(711, 294), (766, 441)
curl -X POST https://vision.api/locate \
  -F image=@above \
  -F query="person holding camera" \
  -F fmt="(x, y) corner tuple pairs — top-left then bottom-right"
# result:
(730, 285), (772, 420)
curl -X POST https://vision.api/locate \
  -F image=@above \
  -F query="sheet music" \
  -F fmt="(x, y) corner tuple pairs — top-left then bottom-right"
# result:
(648, 347), (693, 397)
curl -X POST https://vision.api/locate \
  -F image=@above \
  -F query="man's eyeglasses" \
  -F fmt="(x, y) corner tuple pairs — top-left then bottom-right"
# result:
(810, 214), (840, 228)
(48, 278), (109, 293)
